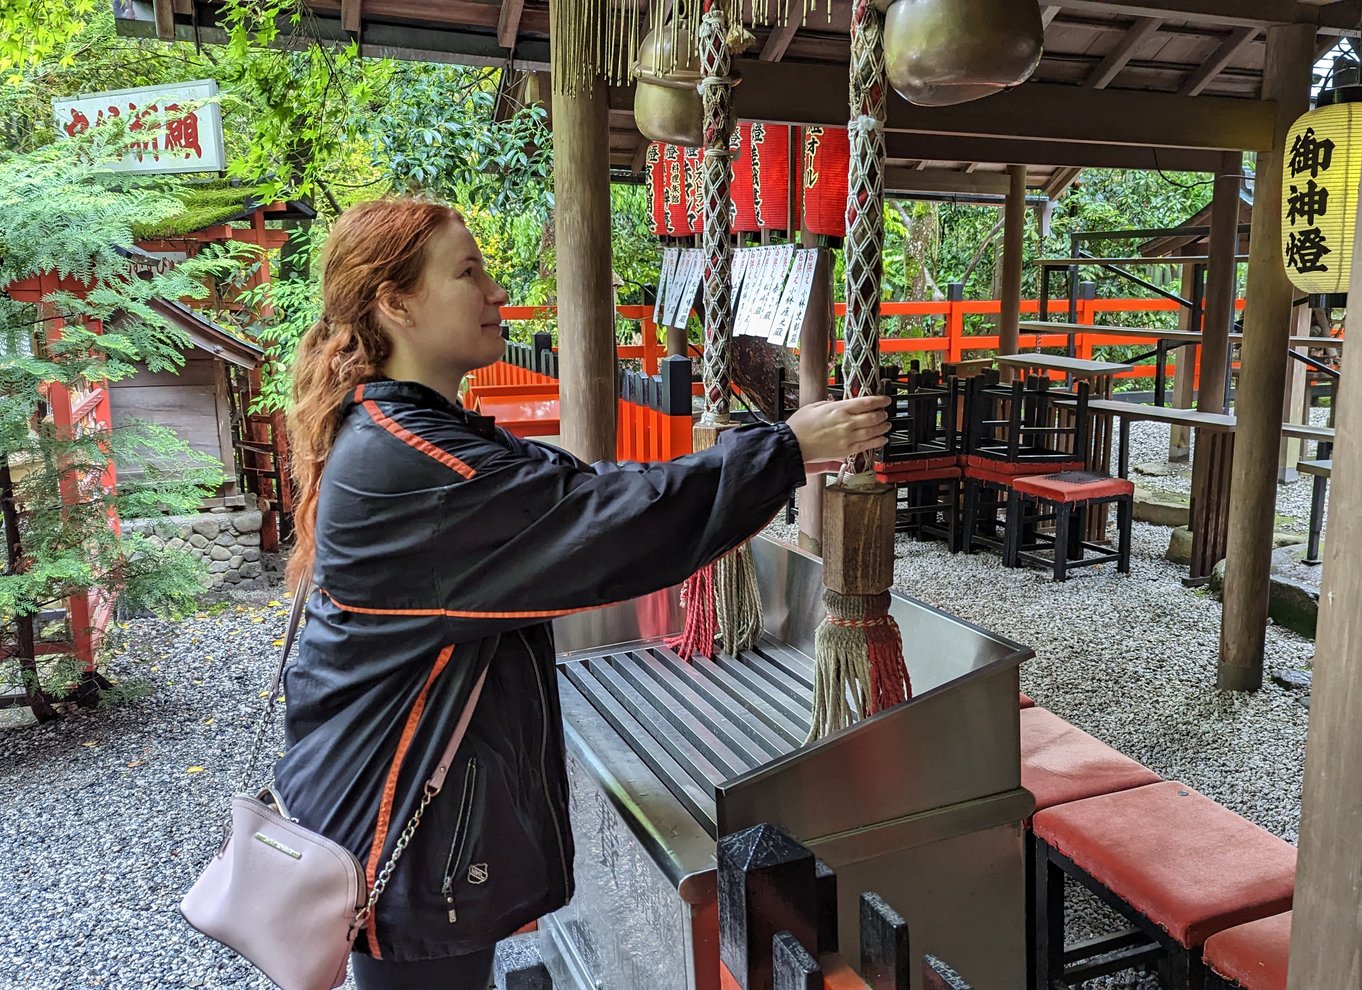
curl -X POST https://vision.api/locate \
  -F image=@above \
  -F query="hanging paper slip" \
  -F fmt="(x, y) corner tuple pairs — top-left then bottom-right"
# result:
(781, 250), (820, 348)
(768, 249), (811, 345)
(655, 247), (680, 325)
(676, 249), (706, 330)
(750, 244), (795, 338)
(729, 247), (752, 322)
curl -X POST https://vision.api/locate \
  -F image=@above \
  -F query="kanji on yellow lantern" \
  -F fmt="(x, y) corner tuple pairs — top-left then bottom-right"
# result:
(1281, 100), (1362, 296)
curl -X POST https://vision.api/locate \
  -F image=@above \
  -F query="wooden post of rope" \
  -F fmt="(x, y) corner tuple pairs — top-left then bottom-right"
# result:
(807, 0), (909, 744)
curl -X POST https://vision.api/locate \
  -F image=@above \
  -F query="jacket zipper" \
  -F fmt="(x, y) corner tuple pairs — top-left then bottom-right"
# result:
(521, 630), (571, 895)
(440, 756), (478, 923)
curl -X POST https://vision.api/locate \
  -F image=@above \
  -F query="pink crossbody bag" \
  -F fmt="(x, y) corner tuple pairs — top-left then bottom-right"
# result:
(180, 581), (487, 990)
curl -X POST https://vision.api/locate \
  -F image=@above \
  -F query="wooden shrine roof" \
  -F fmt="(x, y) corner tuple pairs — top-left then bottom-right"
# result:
(122, 1), (1360, 192)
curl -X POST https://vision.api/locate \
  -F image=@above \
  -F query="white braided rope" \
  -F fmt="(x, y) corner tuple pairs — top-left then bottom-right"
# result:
(842, 0), (887, 475)
(698, 5), (735, 423)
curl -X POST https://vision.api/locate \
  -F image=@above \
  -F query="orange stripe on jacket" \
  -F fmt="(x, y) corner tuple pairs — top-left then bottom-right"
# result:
(361, 399), (477, 480)
(322, 588), (600, 622)
(362, 643), (458, 957)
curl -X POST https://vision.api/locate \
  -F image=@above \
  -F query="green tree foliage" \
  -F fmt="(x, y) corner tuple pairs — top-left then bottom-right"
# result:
(1, 127), (228, 707)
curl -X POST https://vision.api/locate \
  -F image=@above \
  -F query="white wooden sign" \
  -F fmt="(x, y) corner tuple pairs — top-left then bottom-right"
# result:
(54, 80), (225, 174)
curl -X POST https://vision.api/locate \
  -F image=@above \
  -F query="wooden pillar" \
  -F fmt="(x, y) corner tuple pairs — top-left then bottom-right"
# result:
(1169, 262), (1199, 461)
(1218, 24), (1314, 691)
(998, 165), (1027, 366)
(1285, 187), (1362, 990)
(550, 0), (616, 463)
(797, 244), (834, 556)
(1278, 303), (1310, 482)
(1197, 152), (1243, 417)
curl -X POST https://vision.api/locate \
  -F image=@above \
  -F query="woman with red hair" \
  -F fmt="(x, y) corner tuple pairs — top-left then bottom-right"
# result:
(274, 198), (888, 989)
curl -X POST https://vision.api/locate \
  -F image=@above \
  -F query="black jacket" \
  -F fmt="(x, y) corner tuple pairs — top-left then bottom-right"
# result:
(275, 379), (806, 962)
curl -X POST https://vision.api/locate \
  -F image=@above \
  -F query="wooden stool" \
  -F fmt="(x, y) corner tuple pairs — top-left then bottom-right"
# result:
(1019, 692), (1036, 709)
(1005, 471), (1135, 580)
(876, 459), (961, 549)
(1033, 782), (1297, 989)
(1020, 707), (1162, 989)
(1203, 911), (1291, 990)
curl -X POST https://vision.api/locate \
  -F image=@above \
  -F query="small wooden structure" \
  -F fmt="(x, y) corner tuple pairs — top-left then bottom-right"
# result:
(106, 296), (264, 507)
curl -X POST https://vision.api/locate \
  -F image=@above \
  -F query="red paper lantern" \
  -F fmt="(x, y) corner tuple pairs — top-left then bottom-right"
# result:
(802, 126), (850, 238)
(646, 142), (665, 237)
(751, 122), (795, 231)
(730, 123), (760, 233)
(662, 144), (689, 236)
(684, 146), (704, 235)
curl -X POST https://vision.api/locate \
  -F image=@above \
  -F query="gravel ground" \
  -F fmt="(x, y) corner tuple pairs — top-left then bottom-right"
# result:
(1, 479), (1316, 989)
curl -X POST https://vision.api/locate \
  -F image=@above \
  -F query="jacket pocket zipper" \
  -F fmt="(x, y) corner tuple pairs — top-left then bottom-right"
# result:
(522, 630), (571, 895)
(441, 756), (478, 923)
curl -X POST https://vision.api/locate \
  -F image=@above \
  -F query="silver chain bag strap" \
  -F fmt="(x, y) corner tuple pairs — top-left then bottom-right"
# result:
(180, 580), (487, 990)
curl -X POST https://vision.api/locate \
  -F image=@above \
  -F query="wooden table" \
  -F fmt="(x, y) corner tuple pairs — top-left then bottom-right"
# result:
(1060, 399), (1238, 584)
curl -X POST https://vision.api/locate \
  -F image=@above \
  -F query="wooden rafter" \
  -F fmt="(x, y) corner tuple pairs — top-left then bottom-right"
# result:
(761, 8), (805, 61)
(1047, 0), (1360, 31)
(1042, 5), (1062, 28)
(152, 0), (175, 40)
(341, 0), (361, 34)
(1043, 166), (1085, 198)
(498, 0), (526, 49)
(1179, 26), (1259, 96)
(1086, 17), (1164, 88)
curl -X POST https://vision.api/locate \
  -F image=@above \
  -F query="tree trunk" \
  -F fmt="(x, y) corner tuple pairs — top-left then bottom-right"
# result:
(0, 454), (57, 723)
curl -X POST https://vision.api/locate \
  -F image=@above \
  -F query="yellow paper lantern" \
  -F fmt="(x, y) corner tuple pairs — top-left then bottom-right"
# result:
(1281, 101), (1362, 296)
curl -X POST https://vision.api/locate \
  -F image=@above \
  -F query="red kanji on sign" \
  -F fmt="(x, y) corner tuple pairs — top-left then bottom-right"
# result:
(730, 123), (760, 233)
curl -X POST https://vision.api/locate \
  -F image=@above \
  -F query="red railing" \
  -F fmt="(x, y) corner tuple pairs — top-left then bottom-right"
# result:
(499, 297), (1267, 386)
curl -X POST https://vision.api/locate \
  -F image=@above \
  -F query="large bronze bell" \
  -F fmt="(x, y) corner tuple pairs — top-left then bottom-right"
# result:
(883, 0), (1043, 107)
(633, 24), (704, 147)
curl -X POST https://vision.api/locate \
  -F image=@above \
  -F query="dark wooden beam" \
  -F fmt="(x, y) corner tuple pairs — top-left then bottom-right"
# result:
(498, 0), (525, 49)
(1179, 26), (1259, 95)
(879, 132), (1226, 171)
(1087, 17), (1164, 88)
(732, 61), (1277, 151)
(1048, 0), (1360, 31)
(1042, 5), (1063, 27)
(883, 168), (1012, 196)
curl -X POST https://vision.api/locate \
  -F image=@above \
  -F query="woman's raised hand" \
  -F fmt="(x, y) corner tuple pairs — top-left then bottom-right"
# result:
(785, 395), (892, 469)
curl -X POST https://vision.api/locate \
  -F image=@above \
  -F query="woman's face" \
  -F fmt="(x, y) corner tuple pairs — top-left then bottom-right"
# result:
(395, 220), (510, 379)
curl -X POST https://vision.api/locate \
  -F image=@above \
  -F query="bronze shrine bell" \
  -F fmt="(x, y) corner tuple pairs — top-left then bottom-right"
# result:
(882, 0), (1044, 107)
(632, 24), (705, 147)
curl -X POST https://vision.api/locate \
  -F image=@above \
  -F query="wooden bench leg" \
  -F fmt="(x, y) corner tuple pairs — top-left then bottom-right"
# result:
(1033, 837), (1065, 990)
(1004, 489), (1022, 568)
(1053, 503), (1072, 582)
(1117, 495), (1132, 574)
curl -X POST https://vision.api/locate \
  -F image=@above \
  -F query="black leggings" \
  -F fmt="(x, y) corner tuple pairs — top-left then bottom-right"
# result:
(350, 947), (496, 990)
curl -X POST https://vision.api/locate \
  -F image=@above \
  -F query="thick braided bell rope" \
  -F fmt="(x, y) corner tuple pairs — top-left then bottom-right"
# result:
(699, 3), (735, 423)
(842, 0), (887, 475)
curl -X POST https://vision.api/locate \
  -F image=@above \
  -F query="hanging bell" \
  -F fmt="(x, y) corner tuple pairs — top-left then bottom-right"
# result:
(632, 23), (704, 147)
(882, 0), (1044, 107)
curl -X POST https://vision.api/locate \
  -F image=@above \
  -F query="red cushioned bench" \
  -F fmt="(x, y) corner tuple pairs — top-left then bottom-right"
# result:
(1019, 707), (1162, 987)
(1020, 707), (1161, 823)
(1203, 911), (1291, 990)
(1032, 782), (1297, 989)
